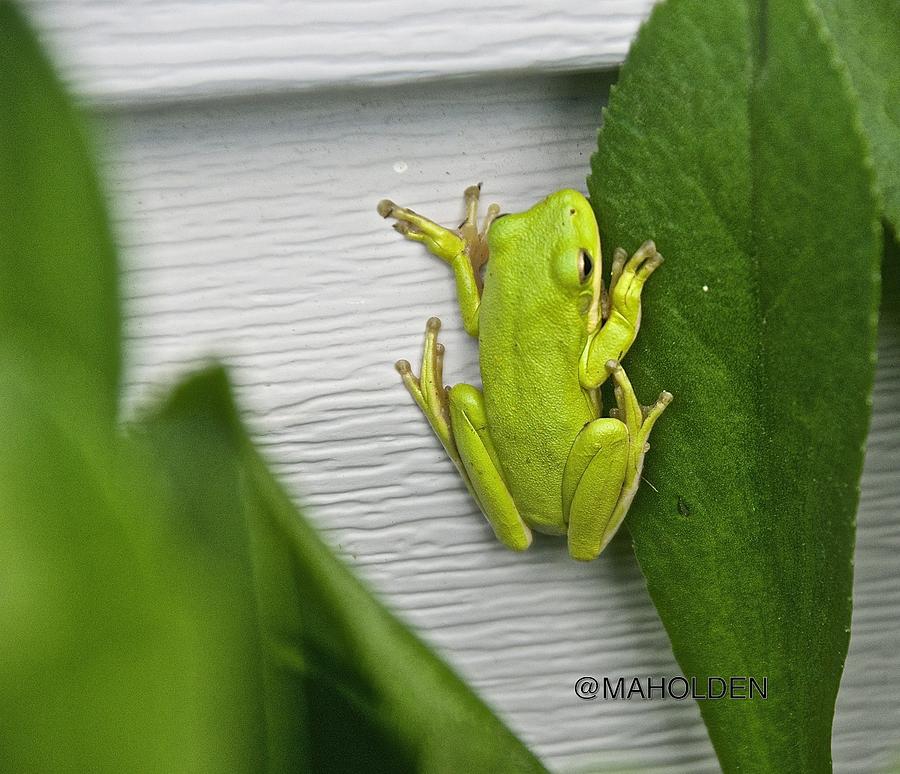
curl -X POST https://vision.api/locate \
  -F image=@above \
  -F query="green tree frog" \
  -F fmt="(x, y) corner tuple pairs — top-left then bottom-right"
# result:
(378, 186), (671, 561)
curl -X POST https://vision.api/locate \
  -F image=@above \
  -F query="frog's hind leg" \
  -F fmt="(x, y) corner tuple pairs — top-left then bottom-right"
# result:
(447, 384), (532, 552)
(563, 419), (629, 561)
(563, 361), (672, 561)
(395, 319), (530, 551)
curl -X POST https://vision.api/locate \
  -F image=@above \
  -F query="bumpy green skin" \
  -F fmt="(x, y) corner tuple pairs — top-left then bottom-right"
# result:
(480, 193), (601, 533)
(380, 188), (670, 561)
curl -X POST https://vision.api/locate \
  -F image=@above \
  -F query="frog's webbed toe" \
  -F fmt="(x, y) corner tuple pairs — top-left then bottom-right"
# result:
(459, 183), (501, 232)
(640, 391), (674, 425)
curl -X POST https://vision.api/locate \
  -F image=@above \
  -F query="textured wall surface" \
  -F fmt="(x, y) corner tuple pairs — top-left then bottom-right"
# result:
(23, 1), (900, 771)
(24, 0), (655, 106)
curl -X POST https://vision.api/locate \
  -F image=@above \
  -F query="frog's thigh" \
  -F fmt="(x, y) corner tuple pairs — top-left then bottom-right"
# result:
(563, 419), (629, 562)
(447, 384), (532, 552)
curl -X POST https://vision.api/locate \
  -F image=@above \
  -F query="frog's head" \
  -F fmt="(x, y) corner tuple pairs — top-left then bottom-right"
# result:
(487, 189), (603, 333)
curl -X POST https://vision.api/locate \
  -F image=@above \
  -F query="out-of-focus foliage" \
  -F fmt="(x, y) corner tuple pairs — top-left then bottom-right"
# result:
(0, 4), (547, 772)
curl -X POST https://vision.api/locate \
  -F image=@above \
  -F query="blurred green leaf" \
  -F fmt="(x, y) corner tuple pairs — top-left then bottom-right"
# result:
(813, 0), (900, 234)
(0, 10), (548, 770)
(0, 376), (267, 773)
(0, 6), (266, 770)
(0, 1), (119, 421)
(588, 0), (880, 771)
(137, 366), (549, 774)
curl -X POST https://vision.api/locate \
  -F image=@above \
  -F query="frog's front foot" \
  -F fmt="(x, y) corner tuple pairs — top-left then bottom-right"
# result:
(582, 239), (664, 389)
(457, 184), (499, 282)
(378, 185), (498, 280)
(606, 240), (664, 326)
(378, 198), (468, 264)
(378, 186), (497, 337)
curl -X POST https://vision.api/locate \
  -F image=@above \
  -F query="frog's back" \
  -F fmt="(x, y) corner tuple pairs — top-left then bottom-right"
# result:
(477, 190), (600, 534)
(480, 296), (593, 534)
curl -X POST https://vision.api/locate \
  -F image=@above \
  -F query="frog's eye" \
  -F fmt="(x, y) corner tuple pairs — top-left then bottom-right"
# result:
(578, 249), (593, 283)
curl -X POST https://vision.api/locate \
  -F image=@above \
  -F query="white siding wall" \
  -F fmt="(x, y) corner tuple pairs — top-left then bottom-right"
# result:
(23, 3), (900, 771)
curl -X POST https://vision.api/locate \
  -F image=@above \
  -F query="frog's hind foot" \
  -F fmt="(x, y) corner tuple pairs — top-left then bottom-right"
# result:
(395, 317), (458, 461)
(604, 359), (672, 478)
(640, 390), (674, 432)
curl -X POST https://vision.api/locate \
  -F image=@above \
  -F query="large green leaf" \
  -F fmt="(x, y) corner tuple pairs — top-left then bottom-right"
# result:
(138, 366), (549, 774)
(813, 0), (900, 234)
(0, 1), (120, 420)
(588, 0), (880, 771)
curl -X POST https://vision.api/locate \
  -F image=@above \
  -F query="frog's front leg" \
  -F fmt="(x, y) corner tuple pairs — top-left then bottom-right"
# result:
(378, 185), (499, 337)
(564, 361), (672, 561)
(580, 240), (664, 389)
(396, 318), (531, 552)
